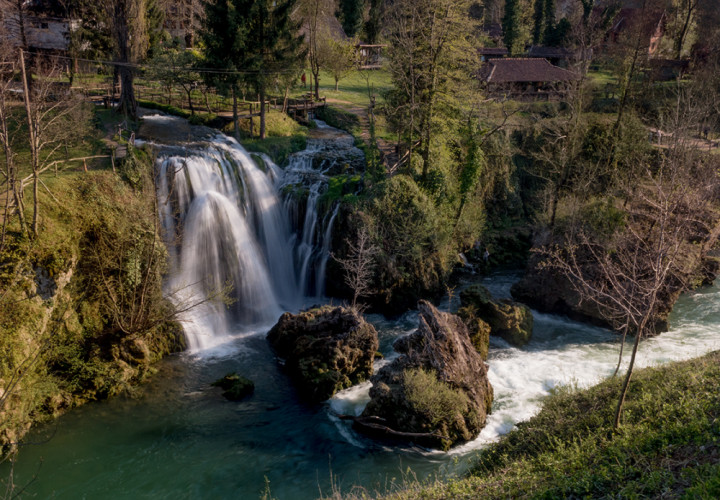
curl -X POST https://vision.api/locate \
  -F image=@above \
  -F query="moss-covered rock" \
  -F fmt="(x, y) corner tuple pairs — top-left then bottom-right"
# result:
(0, 146), (184, 455)
(460, 284), (533, 347)
(360, 301), (493, 450)
(212, 373), (255, 401)
(457, 306), (491, 359)
(266, 305), (379, 402)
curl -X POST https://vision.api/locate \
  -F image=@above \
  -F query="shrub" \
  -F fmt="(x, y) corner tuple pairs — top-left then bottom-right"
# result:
(404, 368), (469, 426)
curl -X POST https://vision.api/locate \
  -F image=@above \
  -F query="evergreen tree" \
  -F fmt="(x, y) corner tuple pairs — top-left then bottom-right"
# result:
(240, 0), (305, 139)
(145, 0), (166, 58)
(106, 0), (151, 120)
(502, 0), (520, 54)
(338, 0), (364, 38)
(364, 0), (383, 43)
(200, 0), (247, 138)
(546, 17), (570, 46)
(532, 0), (544, 45)
(542, 0), (555, 45)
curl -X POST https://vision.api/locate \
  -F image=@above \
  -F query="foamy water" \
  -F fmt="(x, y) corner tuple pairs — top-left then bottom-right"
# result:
(328, 275), (720, 456)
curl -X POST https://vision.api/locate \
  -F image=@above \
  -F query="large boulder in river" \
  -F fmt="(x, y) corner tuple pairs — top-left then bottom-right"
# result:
(267, 306), (379, 402)
(359, 301), (493, 451)
(459, 285), (533, 347)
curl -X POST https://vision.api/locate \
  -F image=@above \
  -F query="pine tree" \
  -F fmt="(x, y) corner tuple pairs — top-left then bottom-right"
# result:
(200, 0), (247, 138)
(240, 0), (305, 139)
(364, 0), (383, 43)
(542, 0), (555, 45)
(532, 0), (544, 45)
(338, 0), (364, 38)
(502, 0), (520, 54)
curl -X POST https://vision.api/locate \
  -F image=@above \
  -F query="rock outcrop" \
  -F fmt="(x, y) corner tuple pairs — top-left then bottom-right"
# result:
(511, 248), (720, 334)
(212, 373), (255, 401)
(456, 308), (491, 359)
(359, 301), (493, 450)
(459, 285), (533, 347)
(267, 306), (379, 402)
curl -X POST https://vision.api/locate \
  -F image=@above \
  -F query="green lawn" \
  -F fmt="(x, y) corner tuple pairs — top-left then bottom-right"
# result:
(293, 69), (393, 109)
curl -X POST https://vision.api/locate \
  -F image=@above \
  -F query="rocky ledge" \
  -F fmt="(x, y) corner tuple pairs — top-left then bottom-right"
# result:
(267, 305), (379, 402)
(357, 301), (493, 450)
(458, 284), (533, 349)
(511, 245), (720, 334)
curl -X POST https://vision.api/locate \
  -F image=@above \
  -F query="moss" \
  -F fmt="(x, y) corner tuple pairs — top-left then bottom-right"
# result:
(320, 174), (361, 211)
(0, 144), (183, 453)
(315, 106), (361, 135)
(212, 373), (255, 401)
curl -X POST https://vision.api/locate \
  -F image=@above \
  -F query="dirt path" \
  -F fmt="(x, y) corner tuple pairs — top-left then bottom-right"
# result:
(325, 99), (399, 170)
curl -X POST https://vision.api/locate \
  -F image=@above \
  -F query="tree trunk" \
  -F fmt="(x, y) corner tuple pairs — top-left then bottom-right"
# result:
(186, 88), (195, 115)
(20, 49), (39, 237)
(674, 0), (695, 59)
(313, 71), (320, 100)
(613, 316), (647, 429)
(335, 78), (339, 91)
(116, 66), (137, 120)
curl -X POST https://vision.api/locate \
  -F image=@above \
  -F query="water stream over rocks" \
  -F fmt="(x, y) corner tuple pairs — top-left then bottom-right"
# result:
(3, 117), (718, 498)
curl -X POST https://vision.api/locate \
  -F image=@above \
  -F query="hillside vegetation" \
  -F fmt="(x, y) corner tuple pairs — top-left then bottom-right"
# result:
(0, 116), (184, 453)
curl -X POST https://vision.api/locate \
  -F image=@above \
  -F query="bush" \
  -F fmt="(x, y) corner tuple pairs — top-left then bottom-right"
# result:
(404, 368), (469, 426)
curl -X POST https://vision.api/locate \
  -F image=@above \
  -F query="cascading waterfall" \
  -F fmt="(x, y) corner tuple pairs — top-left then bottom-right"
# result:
(156, 122), (360, 351)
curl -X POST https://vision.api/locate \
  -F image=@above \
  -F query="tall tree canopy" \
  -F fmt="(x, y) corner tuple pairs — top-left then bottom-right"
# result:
(502, 0), (521, 54)
(241, 0), (305, 139)
(338, 0), (364, 38)
(201, 0), (304, 139)
(385, 0), (477, 181)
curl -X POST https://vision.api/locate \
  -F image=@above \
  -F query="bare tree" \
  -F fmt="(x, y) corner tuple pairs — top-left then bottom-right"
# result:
(19, 55), (90, 237)
(0, 37), (28, 245)
(540, 133), (720, 430)
(333, 225), (378, 308)
(296, 0), (335, 100)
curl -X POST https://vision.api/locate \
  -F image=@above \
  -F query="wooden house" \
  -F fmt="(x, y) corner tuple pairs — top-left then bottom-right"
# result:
(479, 58), (580, 99)
(478, 47), (508, 62)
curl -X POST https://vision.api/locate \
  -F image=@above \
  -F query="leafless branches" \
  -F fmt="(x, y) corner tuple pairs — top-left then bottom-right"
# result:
(540, 148), (719, 428)
(333, 225), (378, 308)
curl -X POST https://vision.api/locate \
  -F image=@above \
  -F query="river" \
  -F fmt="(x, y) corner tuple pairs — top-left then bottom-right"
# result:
(3, 119), (718, 499)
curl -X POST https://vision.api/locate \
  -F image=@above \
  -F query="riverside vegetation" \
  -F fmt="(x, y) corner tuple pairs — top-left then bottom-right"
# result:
(0, 122), (184, 454)
(2, 0), (720, 497)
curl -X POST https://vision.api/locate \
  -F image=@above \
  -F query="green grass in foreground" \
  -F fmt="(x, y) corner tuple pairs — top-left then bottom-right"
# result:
(340, 351), (720, 499)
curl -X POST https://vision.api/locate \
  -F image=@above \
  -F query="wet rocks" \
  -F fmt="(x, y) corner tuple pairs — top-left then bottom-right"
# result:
(460, 284), (533, 347)
(359, 301), (493, 450)
(267, 305), (379, 402)
(212, 373), (255, 401)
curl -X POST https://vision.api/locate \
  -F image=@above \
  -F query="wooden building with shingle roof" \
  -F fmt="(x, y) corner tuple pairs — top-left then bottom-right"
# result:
(479, 58), (580, 99)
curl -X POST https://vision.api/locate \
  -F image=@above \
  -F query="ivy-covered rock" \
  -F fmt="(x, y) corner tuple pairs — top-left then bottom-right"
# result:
(266, 306), (379, 402)
(360, 301), (493, 451)
(212, 373), (255, 401)
(460, 284), (533, 347)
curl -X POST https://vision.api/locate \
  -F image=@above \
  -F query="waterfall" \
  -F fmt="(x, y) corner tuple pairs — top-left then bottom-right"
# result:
(156, 125), (357, 352)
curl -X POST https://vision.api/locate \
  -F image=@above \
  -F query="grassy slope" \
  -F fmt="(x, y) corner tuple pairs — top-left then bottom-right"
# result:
(360, 352), (720, 499)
